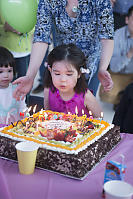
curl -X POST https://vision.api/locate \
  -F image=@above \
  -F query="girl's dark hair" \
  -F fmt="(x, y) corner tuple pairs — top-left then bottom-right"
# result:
(127, 6), (133, 17)
(0, 46), (16, 75)
(44, 43), (88, 94)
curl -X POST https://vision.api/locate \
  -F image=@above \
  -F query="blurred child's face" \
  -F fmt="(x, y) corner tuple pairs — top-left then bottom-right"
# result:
(49, 60), (80, 95)
(126, 11), (133, 35)
(0, 65), (13, 88)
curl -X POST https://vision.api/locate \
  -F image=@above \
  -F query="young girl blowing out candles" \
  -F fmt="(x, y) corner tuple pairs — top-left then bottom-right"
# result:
(44, 44), (102, 118)
(0, 47), (27, 125)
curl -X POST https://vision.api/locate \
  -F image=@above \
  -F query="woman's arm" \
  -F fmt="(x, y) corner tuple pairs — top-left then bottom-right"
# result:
(98, 39), (114, 92)
(97, 0), (114, 92)
(99, 39), (114, 71)
(27, 42), (48, 79)
(84, 90), (102, 118)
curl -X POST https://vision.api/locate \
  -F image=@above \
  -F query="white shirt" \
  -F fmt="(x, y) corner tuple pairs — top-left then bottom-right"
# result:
(0, 83), (27, 124)
(110, 26), (133, 74)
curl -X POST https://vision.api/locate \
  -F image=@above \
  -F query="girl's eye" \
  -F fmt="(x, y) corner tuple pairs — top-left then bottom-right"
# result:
(67, 74), (73, 76)
(0, 71), (3, 74)
(8, 70), (13, 73)
(55, 73), (60, 76)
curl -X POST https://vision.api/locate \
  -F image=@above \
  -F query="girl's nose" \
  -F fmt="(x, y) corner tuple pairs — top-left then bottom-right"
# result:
(3, 72), (9, 78)
(60, 75), (67, 81)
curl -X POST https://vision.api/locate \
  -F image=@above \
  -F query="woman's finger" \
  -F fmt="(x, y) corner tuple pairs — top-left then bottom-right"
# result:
(20, 93), (26, 101)
(12, 77), (22, 85)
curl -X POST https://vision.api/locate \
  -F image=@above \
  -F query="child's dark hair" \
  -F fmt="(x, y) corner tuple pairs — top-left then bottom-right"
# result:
(44, 43), (88, 94)
(0, 46), (16, 75)
(127, 6), (133, 17)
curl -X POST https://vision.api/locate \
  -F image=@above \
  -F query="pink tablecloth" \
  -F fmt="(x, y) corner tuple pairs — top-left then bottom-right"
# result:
(0, 133), (133, 199)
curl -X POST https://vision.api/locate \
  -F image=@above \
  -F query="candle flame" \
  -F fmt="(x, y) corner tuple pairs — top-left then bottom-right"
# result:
(40, 109), (43, 114)
(89, 110), (92, 116)
(33, 104), (37, 113)
(75, 106), (78, 115)
(28, 106), (32, 112)
(23, 108), (27, 112)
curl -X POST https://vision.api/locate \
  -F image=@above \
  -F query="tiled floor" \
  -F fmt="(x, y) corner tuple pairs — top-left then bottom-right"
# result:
(31, 72), (115, 124)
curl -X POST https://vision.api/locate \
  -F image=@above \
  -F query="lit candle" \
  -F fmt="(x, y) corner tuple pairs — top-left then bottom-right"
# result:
(26, 121), (29, 128)
(100, 112), (104, 123)
(33, 104), (37, 114)
(82, 109), (86, 124)
(39, 109), (43, 121)
(67, 111), (72, 120)
(75, 106), (78, 115)
(44, 112), (48, 120)
(89, 111), (93, 119)
(26, 106), (32, 117)
(75, 106), (78, 121)
(82, 109), (87, 118)
(28, 106), (32, 112)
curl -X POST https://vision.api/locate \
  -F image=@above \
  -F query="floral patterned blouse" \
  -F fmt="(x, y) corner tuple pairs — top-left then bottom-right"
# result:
(34, 0), (114, 80)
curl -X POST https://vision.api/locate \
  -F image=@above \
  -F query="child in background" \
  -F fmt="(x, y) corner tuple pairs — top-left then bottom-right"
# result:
(0, 47), (27, 125)
(44, 44), (102, 118)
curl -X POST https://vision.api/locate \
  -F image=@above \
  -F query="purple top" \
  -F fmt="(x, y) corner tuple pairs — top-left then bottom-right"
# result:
(49, 89), (90, 117)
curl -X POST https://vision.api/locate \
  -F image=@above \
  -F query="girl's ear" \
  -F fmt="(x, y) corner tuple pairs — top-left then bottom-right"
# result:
(48, 66), (52, 73)
(78, 72), (81, 79)
(125, 16), (129, 25)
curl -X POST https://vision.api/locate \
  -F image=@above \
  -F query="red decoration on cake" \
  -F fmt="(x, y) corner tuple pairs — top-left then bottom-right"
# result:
(20, 112), (24, 118)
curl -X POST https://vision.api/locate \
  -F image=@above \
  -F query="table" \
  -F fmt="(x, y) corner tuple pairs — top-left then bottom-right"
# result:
(0, 133), (133, 199)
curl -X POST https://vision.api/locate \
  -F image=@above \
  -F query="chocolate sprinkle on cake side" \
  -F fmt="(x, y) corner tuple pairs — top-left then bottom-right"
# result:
(0, 126), (121, 179)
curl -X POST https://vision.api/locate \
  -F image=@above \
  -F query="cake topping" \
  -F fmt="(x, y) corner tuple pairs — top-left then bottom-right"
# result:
(1, 110), (112, 153)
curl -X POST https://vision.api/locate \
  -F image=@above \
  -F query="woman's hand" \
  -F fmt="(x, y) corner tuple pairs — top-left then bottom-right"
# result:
(13, 76), (34, 101)
(4, 22), (22, 35)
(98, 69), (113, 92)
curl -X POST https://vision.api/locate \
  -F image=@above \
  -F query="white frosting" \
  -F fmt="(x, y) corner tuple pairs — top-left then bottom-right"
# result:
(41, 120), (72, 129)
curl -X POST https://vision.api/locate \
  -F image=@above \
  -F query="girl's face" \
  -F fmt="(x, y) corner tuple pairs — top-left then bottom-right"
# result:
(49, 60), (80, 94)
(0, 65), (13, 88)
(126, 12), (133, 35)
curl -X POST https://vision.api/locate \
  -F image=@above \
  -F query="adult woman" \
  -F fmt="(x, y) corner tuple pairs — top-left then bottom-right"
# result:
(13, 0), (114, 100)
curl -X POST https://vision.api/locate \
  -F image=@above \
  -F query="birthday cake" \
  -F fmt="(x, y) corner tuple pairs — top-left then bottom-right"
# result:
(0, 110), (121, 179)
